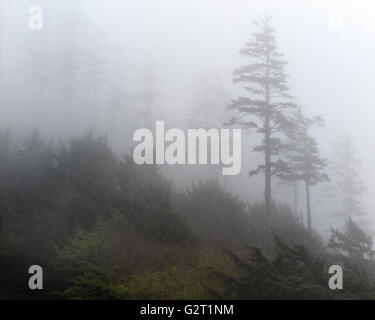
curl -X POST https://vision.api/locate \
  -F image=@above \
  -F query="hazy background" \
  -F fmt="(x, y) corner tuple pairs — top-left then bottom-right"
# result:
(0, 0), (374, 237)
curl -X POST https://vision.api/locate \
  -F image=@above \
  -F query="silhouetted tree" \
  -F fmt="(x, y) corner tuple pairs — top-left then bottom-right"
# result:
(329, 218), (375, 280)
(328, 133), (366, 220)
(227, 16), (295, 224)
(280, 107), (329, 235)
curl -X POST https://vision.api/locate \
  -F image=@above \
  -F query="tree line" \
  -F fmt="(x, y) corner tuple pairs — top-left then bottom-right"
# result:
(0, 13), (373, 299)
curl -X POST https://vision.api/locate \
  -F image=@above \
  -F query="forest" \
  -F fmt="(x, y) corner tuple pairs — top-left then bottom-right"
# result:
(1, 0), (375, 300)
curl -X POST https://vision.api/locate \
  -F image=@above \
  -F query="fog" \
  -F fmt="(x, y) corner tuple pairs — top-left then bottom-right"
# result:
(1, 0), (374, 236)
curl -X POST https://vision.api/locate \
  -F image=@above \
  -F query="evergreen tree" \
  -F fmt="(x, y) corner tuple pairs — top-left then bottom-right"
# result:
(280, 107), (329, 235)
(329, 218), (375, 280)
(227, 16), (295, 223)
(328, 133), (366, 220)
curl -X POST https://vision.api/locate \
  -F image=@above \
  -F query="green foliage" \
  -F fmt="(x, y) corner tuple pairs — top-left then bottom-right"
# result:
(246, 202), (324, 256)
(57, 233), (246, 300)
(217, 237), (375, 299)
(329, 218), (375, 281)
(0, 130), (190, 298)
(1, 130), (375, 300)
(178, 180), (248, 248)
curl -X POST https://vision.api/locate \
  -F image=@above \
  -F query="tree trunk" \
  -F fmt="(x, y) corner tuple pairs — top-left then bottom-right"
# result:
(264, 50), (272, 223)
(293, 180), (299, 216)
(264, 115), (271, 222)
(305, 179), (312, 236)
(263, 51), (272, 252)
(263, 114), (272, 255)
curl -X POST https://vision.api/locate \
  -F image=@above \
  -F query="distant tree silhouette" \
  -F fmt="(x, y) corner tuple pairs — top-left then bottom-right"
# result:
(328, 133), (366, 220)
(54, 0), (87, 136)
(188, 72), (229, 129)
(280, 107), (329, 235)
(136, 60), (160, 130)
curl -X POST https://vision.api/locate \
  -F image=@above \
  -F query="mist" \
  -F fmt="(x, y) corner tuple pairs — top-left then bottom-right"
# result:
(1, 0), (375, 300)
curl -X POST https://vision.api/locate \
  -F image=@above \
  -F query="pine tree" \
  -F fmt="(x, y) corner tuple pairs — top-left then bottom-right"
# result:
(227, 16), (295, 222)
(329, 218), (375, 280)
(329, 133), (366, 220)
(280, 107), (329, 235)
(329, 218), (374, 262)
